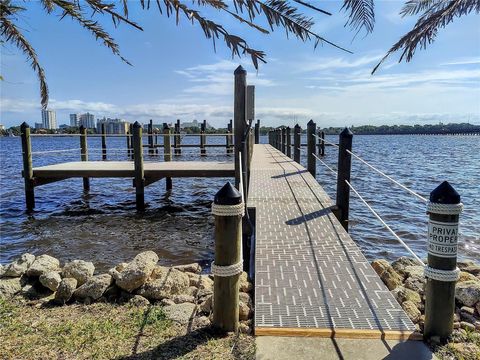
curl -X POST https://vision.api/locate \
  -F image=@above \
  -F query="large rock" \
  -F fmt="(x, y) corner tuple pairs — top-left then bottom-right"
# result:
(462, 264), (480, 276)
(55, 278), (78, 304)
(163, 303), (196, 325)
(136, 266), (189, 300)
(240, 272), (253, 292)
(108, 262), (128, 281)
(455, 280), (480, 307)
(371, 259), (403, 290)
(404, 275), (426, 295)
(0, 277), (23, 298)
(26, 255), (60, 277)
(458, 271), (479, 283)
(239, 301), (251, 321)
(62, 260), (95, 286)
(74, 274), (112, 300)
(392, 286), (422, 309)
(173, 263), (202, 274)
(402, 300), (421, 323)
(476, 302), (480, 316)
(0, 264), (4, 277)
(39, 271), (62, 291)
(128, 295), (150, 307)
(199, 295), (213, 314)
(4, 253), (35, 277)
(115, 251), (158, 292)
(402, 265), (424, 279)
(391, 257), (419, 278)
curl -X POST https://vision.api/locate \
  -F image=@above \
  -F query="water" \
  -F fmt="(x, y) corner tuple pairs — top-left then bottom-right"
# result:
(0, 134), (478, 271)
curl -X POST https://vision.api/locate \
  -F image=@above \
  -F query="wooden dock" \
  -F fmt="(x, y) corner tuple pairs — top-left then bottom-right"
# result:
(248, 144), (418, 340)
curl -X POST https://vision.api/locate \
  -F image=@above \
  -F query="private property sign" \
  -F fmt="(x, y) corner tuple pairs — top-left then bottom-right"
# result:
(428, 220), (459, 258)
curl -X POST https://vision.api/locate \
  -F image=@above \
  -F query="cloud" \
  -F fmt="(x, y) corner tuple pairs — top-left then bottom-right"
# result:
(296, 53), (383, 73)
(441, 57), (480, 66)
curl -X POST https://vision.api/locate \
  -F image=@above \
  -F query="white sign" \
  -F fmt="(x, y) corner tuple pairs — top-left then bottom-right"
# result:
(428, 220), (458, 258)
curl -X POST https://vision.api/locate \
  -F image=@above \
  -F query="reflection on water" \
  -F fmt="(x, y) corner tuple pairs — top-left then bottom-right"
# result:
(0, 134), (478, 271)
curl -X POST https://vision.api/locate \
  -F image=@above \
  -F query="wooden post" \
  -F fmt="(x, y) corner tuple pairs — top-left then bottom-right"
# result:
(174, 119), (181, 155)
(163, 123), (172, 190)
(212, 182), (242, 333)
(154, 130), (159, 155)
(254, 119), (260, 144)
(200, 120), (206, 156)
(234, 66), (247, 189)
(274, 129), (278, 150)
(320, 130), (325, 156)
(20, 122), (35, 211)
(148, 119), (153, 155)
(294, 124), (301, 163)
(101, 123), (107, 160)
(227, 119), (233, 155)
(424, 181), (462, 342)
(129, 124), (134, 160)
(306, 120), (316, 177)
(132, 121), (145, 211)
(268, 131), (272, 146)
(80, 125), (90, 191)
(280, 127), (286, 154)
(126, 128), (131, 158)
(286, 126), (291, 158)
(335, 128), (353, 231)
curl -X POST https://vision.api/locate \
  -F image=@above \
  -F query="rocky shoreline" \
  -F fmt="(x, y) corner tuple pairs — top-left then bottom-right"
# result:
(0, 251), (254, 334)
(371, 257), (480, 359)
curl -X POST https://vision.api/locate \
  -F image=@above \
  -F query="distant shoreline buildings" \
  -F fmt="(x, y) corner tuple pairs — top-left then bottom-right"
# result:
(41, 109), (57, 129)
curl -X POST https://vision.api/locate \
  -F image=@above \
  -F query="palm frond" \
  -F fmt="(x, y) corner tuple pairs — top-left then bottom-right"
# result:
(372, 0), (480, 74)
(400, 0), (440, 17)
(0, 14), (49, 108)
(341, 0), (375, 35)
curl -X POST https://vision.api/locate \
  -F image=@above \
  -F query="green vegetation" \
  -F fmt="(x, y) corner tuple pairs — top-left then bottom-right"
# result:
(434, 327), (480, 360)
(322, 123), (480, 135)
(0, 298), (255, 360)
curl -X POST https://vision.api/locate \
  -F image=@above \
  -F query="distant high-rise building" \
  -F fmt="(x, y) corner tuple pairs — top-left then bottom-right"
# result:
(69, 114), (79, 127)
(34, 123), (43, 129)
(41, 109), (57, 129)
(79, 112), (95, 128)
(96, 117), (130, 134)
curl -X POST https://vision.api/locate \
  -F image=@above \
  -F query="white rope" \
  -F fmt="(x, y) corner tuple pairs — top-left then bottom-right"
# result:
(312, 153), (337, 176)
(297, 147), (307, 153)
(427, 202), (463, 215)
(311, 133), (339, 148)
(345, 180), (425, 265)
(31, 148), (81, 154)
(347, 149), (428, 203)
(424, 266), (460, 282)
(211, 202), (245, 217)
(211, 260), (243, 277)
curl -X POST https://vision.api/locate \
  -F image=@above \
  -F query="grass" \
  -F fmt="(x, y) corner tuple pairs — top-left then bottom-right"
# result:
(0, 298), (255, 360)
(433, 328), (480, 360)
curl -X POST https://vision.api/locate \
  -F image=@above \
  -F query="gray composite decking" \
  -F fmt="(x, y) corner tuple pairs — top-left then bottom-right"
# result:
(248, 145), (417, 339)
(31, 161), (235, 178)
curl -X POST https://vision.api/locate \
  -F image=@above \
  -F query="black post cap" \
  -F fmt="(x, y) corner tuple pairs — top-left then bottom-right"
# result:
(307, 119), (315, 126)
(234, 65), (247, 75)
(20, 122), (29, 130)
(79, 125), (85, 131)
(294, 124), (300, 129)
(340, 127), (353, 137)
(163, 123), (170, 130)
(133, 121), (141, 128)
(214, 182), (242, 205)
(430, 181), (460, 204)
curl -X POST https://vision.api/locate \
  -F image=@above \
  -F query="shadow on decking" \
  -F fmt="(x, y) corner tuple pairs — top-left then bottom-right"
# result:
(285, 207), (332, 225)
(272, 169), (309, 179)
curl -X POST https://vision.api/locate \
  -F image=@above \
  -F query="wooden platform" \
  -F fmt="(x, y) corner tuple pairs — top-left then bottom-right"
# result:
(248, 145), (417, 340)
(31, 161), (234, 179)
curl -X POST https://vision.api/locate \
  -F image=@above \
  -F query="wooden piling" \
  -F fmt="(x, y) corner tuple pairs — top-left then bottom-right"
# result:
(148, 119), (154, 155)
(335, 128), (353, 231)
(307, 120), (316, 177)
(20, 122), (35, 211)
(174, 119), (181, 155)
(294, 124), (301, 163)
(129, 124), (134, 159)
(201, 120), (206, 156)
(281, 127), (287, 154)
(126, 128), (131, 158)
(227, 119), (233, 155)
(101, 123), (107, 160)
(234, 66), (247, 189)
(80, 125), (90, 191)
(286, 126), (291, 158)
(320, 131), (325, 156)
(163, 123), (172, 190)
(132, 121), (145, 211)
(212, 182), (242, 333)
(255, 119), (260, 144)
(424, 182), (462, 342)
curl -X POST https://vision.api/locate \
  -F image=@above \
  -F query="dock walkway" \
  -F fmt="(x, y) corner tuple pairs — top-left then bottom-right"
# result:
(248, 145), (417, 339)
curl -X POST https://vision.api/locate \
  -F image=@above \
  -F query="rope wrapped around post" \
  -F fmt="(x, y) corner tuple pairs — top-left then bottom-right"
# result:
(212, 181), (243, 333)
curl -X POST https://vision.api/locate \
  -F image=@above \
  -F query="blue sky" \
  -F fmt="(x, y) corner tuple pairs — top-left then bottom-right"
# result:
(1, 1), (479, 128)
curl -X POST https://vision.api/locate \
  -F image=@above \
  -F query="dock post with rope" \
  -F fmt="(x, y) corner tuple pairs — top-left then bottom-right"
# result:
(20, 122), (35, 212)
(306, 120), (316, 177)
(319, 130), (325, 156)
(174, 119), (181, 156)
(234, 65), (247, 189)
(281, 127), (286, 154)
(79, 125), (90, 191)
(200, 120), (206, 156)
(212, 182), (243, 333)
(424, 181), (463, 342)
(286, 126), (291, 158)
(254, 119), (260, 144)
(335, 128), (353, 232)
(293, 124), (301, 162)
(163, 123), (172, 191)
(129, 123), (134, 159)
(101, 123), (107, 160)
(132, 121), (145, 211)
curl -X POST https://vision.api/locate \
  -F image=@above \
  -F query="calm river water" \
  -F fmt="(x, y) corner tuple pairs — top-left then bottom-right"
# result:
(0, 134), (478, 271)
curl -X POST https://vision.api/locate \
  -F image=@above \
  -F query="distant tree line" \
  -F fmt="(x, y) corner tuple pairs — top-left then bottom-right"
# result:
(322, 123), (480, 135)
